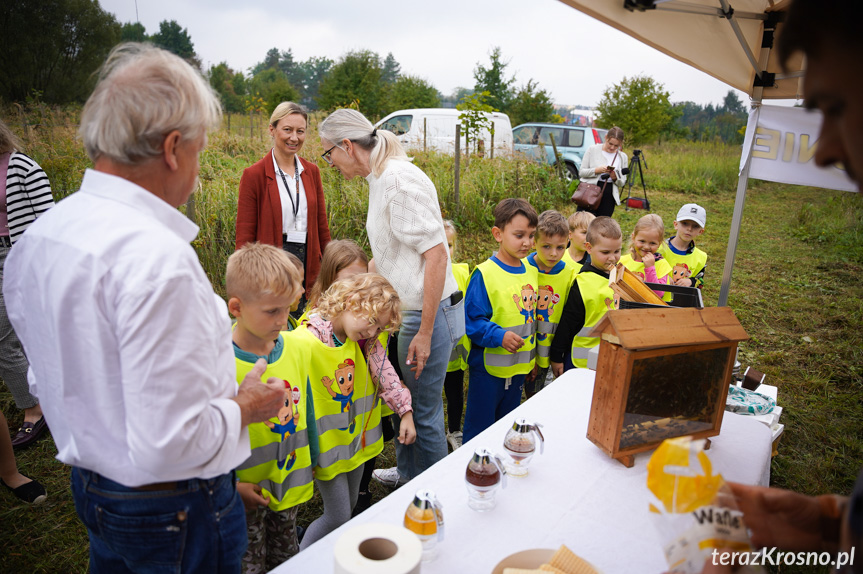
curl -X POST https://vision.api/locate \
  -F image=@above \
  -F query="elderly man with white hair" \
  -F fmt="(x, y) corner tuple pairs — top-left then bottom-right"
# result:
(3, 43), (286, 573)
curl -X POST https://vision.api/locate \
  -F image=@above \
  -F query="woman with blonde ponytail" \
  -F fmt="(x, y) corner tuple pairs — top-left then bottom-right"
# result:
(319, 109), (465, 486)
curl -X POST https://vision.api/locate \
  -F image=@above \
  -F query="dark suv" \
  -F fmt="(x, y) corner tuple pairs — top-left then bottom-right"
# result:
(512, 123), (607, 181)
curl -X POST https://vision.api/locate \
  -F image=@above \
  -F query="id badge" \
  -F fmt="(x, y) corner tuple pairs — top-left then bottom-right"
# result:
(286, 230), (307, 243)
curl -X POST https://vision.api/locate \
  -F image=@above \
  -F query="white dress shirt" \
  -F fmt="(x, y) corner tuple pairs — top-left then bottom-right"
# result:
(3, 169), (249, 486)
(271, 150), (307, 234)
(365, 159), (457, 310)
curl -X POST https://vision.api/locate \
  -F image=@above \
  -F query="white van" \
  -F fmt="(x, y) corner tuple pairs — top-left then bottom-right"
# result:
(375, 108), (513, 157)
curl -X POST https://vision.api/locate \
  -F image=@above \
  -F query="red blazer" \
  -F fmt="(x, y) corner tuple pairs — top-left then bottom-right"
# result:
(235, 151), (332, 297)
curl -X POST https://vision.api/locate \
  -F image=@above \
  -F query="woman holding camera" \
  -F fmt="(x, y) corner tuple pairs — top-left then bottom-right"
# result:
(577, 126), (628, 217)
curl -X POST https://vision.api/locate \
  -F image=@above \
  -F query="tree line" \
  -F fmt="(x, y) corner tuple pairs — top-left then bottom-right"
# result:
(591, 75), (748, 147)
(1, 1), (745, 140)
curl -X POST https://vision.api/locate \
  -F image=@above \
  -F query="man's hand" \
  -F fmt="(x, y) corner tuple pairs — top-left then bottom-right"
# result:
(397, 412), (417, 445)
(502, 331), (525, 353)
(234, 358), (286, 427)
(551, 361), (564, 378)
(727, 482), (837, 552)
(237, 481), (269, 512)
(406, 329), (432, 380)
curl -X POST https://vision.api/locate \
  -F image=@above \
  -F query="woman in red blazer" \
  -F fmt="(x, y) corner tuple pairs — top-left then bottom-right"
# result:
(236, 102), (331, 306)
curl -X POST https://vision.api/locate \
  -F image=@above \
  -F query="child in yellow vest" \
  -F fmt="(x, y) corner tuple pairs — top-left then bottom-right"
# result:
(562, 210), (595, 271)
(463, 199), (539, 442)
(304, 239), (369, 317)
(443, 219), (470, 450)
(550, 217), (623, 376)
(295, 273), (416, 549)
(524, 210), (576, 398)
(658, 203), (708, 289)
(283, 251), (304, 331)
(227, 243), (313, 573)
(619, 213), (672, 300)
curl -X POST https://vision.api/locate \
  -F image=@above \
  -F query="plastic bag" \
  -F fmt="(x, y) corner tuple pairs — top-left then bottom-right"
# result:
(647, 436), (763, 573)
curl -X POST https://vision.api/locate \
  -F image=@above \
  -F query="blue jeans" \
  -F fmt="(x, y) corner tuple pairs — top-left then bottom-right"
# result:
(393, 296), (465, 480)
(71, 468), (247, 574)
(462, 365), (526, 443)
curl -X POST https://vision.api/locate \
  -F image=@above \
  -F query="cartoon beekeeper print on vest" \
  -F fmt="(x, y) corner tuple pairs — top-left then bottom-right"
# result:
(322, 359), (356, 433)
(535, 284), (560, 342)
(264, 382), (302, 471)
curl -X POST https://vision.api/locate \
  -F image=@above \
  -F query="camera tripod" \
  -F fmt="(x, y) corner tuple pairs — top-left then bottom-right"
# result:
(623, 149), (650, 211)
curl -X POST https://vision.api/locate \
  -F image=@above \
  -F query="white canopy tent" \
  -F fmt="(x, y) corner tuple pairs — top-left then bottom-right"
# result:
(555, 0), (812, 306)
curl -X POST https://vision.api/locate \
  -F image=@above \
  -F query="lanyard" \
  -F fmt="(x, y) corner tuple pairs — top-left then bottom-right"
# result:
(275, 150), (301, 225)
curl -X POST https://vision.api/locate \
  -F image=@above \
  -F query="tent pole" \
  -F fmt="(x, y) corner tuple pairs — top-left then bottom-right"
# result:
(718, 104), (760, 307)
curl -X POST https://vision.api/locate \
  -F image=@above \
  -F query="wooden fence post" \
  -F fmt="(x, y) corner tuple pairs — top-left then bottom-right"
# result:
(249, 111), (253, 139)
(549, 133), (564, 181)
(423, 117), (427, 152)
(490, 131), (495, 160)
(454, 124), (461, 210)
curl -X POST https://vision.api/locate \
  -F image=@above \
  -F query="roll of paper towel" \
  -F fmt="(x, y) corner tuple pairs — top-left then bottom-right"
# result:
(334, 523), (423, 574)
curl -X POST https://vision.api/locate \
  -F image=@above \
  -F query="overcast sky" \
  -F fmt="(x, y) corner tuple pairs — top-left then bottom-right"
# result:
(101, 0), (758, 109)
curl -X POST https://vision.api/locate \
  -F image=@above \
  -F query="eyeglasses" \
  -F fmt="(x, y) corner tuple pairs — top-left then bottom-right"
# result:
(321, 144), (342, 165)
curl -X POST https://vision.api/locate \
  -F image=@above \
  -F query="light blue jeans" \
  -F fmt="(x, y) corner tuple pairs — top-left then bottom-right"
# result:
(393, 295), (465, 480)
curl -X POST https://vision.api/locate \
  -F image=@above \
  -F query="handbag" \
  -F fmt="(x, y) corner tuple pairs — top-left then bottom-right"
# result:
(571, 182), (604, 210)
(571, 150), (618, 211)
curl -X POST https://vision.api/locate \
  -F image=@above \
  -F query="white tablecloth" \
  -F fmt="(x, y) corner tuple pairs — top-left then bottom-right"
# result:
(271, 369), (773, 574)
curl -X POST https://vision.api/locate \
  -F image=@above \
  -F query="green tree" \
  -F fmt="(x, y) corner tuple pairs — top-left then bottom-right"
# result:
(473, 47), (515, 113)
(0, 0), (121, 104)
(298, 56), (333, 109)
(120, 22), (147, 42)
(385, 75), (440, 113)
(595, 75), (673, 147)
(382, 53), (401, 84)
(317, 50), (385, 117)
(507, 79), (555, 126)
(150, 20), (196, 61)
(208, 62), (245, 113)
(457, 91), (494, 155)
(249, 68), (299, 115)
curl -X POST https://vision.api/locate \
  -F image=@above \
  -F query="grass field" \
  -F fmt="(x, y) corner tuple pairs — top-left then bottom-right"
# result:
(1, 110), (861, 573)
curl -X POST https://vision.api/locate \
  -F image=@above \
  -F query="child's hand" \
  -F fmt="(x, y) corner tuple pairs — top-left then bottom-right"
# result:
(237, 481), (269, 512)
(502, 331), (525, 353)
(672, 275), (689, 286)
(642, 251), (656, 268)
(551, 361), (564, 378)
(526, 365), (538, 383)
(397, 412), (417, 445)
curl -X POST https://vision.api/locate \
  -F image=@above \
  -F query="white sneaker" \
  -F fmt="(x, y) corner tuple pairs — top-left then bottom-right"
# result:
(447, 431), (463, 451)
(372, 467), (406, 488)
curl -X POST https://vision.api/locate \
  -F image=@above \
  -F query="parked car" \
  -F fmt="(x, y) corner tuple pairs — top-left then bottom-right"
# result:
(375, 108), (513, 156)
(512, 123), (608, 181)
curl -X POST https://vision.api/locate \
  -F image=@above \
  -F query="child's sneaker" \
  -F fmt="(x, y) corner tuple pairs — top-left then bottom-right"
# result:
(447, 431), (463, 451)
(372, 467), (406, 488)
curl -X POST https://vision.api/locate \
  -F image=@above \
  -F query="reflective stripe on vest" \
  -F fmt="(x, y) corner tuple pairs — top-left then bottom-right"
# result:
(295, 326), (384, 481)
(234, 335), (313, 510)
(474, 259), (538, 378)
(571, 271), (616, 369)
(447, 262), (471, 372)
(315, 422), (384, 471)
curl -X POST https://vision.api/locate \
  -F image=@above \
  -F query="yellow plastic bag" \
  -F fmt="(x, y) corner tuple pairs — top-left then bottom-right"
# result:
(647, 436), (762, 574)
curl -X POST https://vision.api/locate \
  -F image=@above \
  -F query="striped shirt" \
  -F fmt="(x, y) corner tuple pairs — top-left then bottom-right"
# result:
(5, 152), (54, 244)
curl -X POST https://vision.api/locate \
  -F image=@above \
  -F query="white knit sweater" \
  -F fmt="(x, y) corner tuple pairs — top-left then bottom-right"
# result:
(365, 159), (457, 310)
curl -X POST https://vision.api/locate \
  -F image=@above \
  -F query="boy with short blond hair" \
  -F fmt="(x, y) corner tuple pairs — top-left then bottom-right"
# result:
(227, 242), (317, 574)
(524, 210), (576, 398)
(563, 211), (595, 270)
(550, 217), (623, 377)
(462, 198), (539, 441)
(658, 203), (708, 289)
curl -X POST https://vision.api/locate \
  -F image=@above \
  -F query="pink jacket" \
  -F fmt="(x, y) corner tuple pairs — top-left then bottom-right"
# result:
(305, 314), (413, 417)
